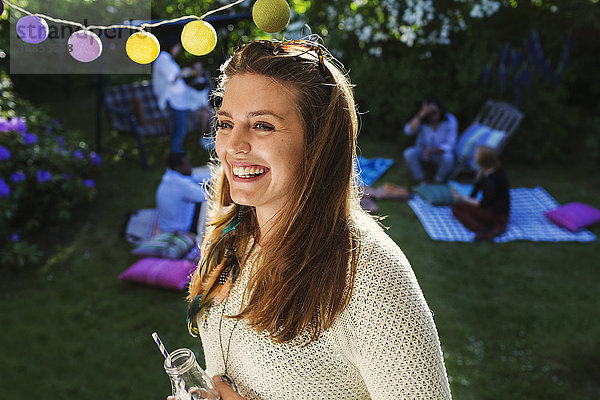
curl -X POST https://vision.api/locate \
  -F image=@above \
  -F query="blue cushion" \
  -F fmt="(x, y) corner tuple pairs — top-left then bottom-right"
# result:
(456, 123), (507, 170)
(412, 183), (455, 206)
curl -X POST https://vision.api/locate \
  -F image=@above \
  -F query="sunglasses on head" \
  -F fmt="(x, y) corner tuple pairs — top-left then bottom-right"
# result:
(235, 39), (327, 75)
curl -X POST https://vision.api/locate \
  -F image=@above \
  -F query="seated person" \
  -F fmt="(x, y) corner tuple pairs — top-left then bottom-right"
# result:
(156, 152), (207, 234)
(152, 41), (214, 152)
(403, 97), (458, 184)
(451, 146), (510, 241)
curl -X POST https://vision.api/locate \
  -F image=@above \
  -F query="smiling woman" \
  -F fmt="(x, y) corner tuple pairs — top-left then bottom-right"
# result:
(183, 39), (453, 400)
(215, 73), (305, 237)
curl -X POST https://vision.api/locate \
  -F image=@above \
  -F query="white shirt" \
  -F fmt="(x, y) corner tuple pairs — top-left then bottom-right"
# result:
(404, 113), (458, 155)
(156, 169), (207, 232)
(152, 51), (209, 111)
(198, 211), (452, 399)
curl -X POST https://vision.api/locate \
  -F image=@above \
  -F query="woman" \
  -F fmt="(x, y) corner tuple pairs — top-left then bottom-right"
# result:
(451, 145), (510, 241)
(152, 41), (212, 152)
(184, 40), (452, 399)
(403, 97), (458, 184)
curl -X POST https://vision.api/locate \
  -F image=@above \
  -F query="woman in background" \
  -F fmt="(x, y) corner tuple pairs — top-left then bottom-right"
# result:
(452, 145), (510, 241)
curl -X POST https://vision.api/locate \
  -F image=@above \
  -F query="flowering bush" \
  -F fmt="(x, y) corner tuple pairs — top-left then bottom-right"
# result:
(1, 76), (100, 269)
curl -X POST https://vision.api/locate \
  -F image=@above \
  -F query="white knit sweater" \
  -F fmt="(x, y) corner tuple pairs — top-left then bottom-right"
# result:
(198, 213), (452, 399)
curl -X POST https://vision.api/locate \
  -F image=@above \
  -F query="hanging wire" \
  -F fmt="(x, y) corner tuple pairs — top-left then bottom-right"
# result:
(2, 0), (246, 32)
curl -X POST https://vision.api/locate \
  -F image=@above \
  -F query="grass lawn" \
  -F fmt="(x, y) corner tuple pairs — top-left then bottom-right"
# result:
(2, 76), (599, 399)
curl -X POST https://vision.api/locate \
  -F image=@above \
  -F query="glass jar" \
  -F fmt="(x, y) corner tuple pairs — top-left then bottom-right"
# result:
(164, 348), (220, 400)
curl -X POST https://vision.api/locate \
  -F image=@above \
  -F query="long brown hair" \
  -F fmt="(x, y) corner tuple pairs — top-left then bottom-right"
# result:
(188, 40), (362, 343)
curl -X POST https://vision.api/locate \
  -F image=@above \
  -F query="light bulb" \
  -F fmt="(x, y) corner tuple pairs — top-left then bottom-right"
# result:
(126, 31), (160, 64)
(181, 20), (217, 56)
(252, 0), (290, 33)
(16, 15), (49, 44)
(68, 30), (103, 62)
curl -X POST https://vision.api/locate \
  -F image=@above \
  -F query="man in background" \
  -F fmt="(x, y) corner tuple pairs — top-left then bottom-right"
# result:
(156, 152), (206, 234)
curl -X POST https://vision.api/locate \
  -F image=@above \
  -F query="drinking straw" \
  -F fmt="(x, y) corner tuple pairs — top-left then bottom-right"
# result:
(152, 332), (172, 363)
(152, 332), (189, 396)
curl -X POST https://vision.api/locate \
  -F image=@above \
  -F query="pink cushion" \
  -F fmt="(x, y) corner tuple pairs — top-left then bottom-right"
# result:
(119, 258), (197, 291)
(544, 202), (600, 232)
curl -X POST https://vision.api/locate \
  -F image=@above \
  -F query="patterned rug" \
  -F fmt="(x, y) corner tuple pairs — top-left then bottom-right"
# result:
(408, 186), (597, 242)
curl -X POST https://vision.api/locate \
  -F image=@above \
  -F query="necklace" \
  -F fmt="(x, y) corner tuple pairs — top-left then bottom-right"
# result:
(217, 297), (240, 393)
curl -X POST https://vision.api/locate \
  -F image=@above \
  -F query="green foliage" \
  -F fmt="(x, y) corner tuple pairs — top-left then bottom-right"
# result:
(0, 74), (100, 269)
(332, 2), (600, 167)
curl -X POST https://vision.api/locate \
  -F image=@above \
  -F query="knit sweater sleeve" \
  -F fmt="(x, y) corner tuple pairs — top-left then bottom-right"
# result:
(336, 219), (452, 399)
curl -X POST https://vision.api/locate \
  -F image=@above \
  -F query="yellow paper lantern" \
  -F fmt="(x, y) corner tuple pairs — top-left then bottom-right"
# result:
(126, 31), (160, 64)
(252, 0), (290, 33)
(181, 20), (217, 56)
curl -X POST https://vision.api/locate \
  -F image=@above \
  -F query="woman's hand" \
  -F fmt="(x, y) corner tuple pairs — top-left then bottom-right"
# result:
(451, 187), (463, 202)
(213, 376), (246, 400)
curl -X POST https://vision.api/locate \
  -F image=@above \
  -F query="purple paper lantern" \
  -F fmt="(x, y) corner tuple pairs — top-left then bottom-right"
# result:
(16, 15), (49, 44)
(68, 30), (103, 62)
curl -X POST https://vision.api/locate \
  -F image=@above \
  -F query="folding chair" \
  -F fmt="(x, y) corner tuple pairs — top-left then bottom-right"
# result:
(449, 100), (523, 179)
(103, 81), (208, 169)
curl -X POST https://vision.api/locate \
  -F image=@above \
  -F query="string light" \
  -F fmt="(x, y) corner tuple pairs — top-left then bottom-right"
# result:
(16, 15), (49, 44)
(181, 19), (217, 56)
(252, 0), (290, 33)
(3, 0), (290, 64)
(68, 30), (103, 63)
(126, 31), (161, 64)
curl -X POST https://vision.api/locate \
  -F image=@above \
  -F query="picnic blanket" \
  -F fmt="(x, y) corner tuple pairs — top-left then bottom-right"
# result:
(408, 186), (597, 242)
(356, 156), (394, 187)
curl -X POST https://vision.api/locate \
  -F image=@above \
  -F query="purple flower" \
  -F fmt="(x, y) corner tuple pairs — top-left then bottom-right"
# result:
(509, 49), (522, 73)
(23, 132), (38, 145)
(0, 178), (10, 198)
(481, 63), (491, 86)
(0, 145), (10, 161)
(0, 117), (27, 133)
(7, 117), (27, 133)
(529, 30), (544, 70)
(36, 170), (52, 183)
(11, 171), (26, 183)
(498, 64), (506, 93)
(498, 42), (509, 67)
(90, 152), (102, 166)
(73, 150), (84, 160)
(11, 234), (20, 242)
(83, 179), (95, 188)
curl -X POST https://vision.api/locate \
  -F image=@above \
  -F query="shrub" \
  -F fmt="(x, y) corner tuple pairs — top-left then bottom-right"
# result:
(0, 74), (101, 269)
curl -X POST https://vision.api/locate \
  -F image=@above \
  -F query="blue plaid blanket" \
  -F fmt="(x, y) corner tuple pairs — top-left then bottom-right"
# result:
(408, 186), (597, 242)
